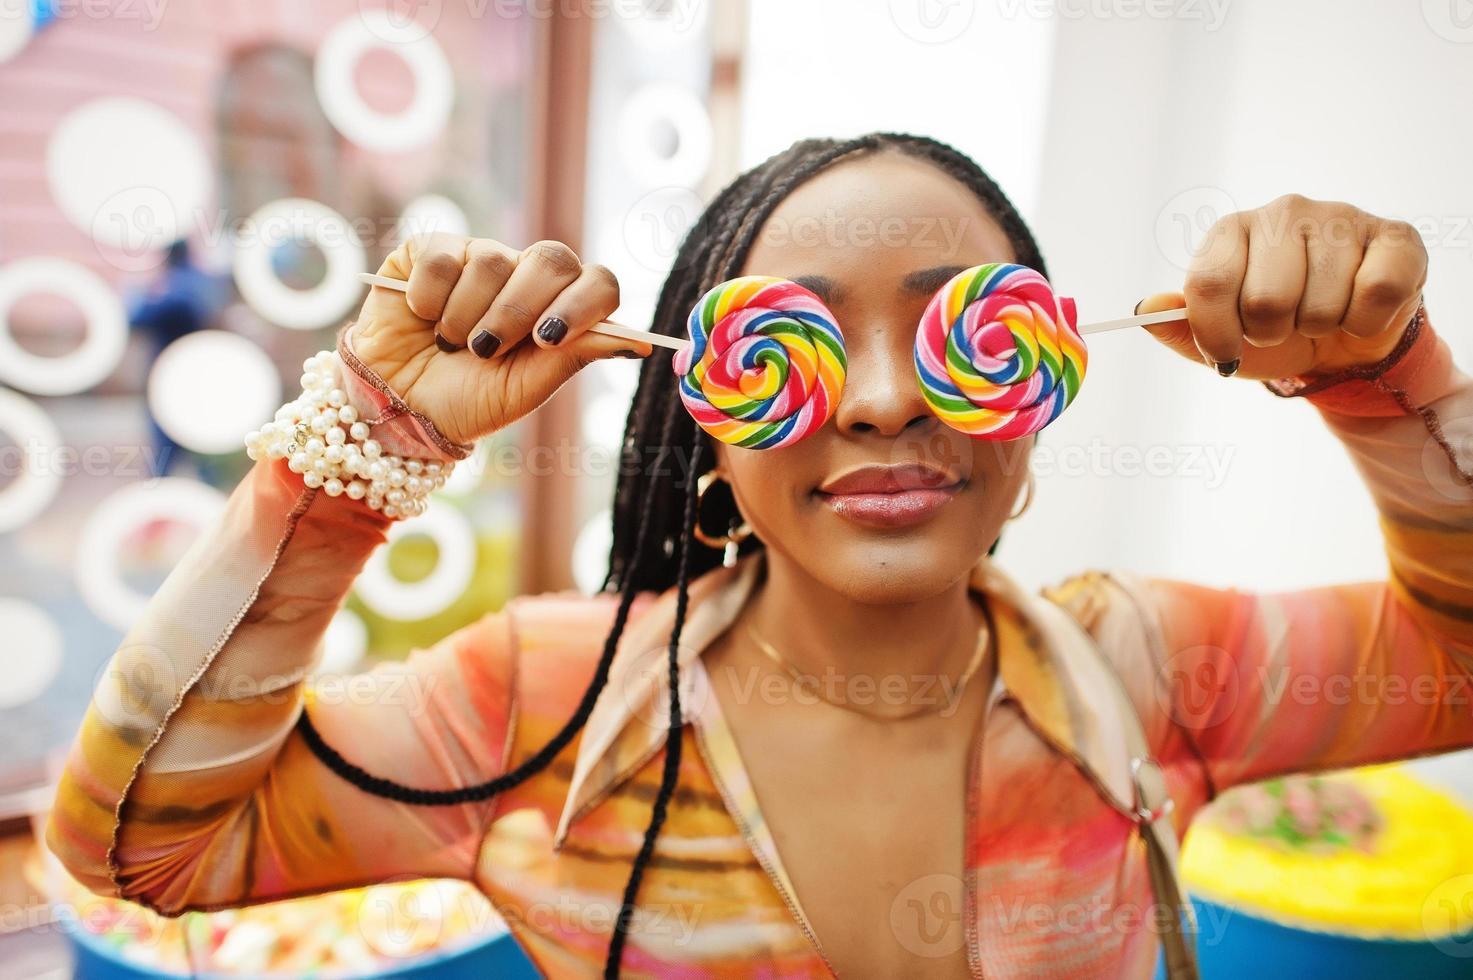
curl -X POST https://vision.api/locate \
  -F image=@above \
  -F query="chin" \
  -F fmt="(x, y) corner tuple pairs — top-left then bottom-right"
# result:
(810, 538), (979, 605)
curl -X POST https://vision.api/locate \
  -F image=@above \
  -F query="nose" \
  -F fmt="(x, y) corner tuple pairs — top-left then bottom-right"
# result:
(831, 325), (937, 439)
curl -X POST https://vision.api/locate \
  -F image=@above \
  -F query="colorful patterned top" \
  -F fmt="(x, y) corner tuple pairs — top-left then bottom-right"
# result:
(46, 312), (1473, 978)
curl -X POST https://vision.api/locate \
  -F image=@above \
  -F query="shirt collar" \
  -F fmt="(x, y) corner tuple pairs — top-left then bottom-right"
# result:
(553, 549), (1137, 847)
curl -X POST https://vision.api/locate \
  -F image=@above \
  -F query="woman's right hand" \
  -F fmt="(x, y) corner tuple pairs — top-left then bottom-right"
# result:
(349, 233), (650, 446)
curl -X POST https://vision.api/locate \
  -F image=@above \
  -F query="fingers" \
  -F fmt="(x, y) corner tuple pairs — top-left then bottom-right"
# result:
(532, 263), (622, 351)
(1341, 220), (1426, 338)
(470, 241), (584, 360)
(506, 327), (653, 401)
(437, 239), (517, 349)
(1239, 211), (1306, 348)
(403, 232), (468, 324)
(1183, 213), (1248, 371)
(1296, 214), (1363, 338)
(1138, 292), (1196, 359)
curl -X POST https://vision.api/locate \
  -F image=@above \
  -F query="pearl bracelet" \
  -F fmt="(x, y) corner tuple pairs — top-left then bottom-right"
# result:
(245, 351), (454, 519)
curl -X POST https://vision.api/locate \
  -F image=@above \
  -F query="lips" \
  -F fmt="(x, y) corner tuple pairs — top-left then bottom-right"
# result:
(815, 464), (963, 529)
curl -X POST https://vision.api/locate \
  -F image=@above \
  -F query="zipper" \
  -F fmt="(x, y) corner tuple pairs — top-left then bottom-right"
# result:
(965, 670), (1006, 980)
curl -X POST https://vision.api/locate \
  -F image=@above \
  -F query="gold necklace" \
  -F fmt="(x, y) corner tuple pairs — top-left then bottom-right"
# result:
(745, 616), (991, 721)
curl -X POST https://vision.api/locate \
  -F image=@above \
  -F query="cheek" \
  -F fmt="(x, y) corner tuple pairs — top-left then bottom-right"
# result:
(724, 451), (818, 541)
(963, 441), (1033, 512)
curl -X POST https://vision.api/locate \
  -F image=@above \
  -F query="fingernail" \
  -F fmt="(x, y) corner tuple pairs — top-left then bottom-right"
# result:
(1133, 299), (1145, 316)
(610, 348), (644, 359)
(536, 316), (568, 345)
(1215, 358), (1240, 378)
(470, 330), (501, 358)
(434, 333), (462, 353)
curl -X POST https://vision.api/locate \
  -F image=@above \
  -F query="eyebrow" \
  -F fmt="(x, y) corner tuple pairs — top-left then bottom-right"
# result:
(901, 265), (968, 296)
(791, 266), (968, 306)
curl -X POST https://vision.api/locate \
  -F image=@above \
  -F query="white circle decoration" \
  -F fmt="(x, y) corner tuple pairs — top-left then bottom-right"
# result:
(0, 599), (63, 707)
(0, 258), (128, 395)
(355, 504), (475, 621)
(320, 608), (368, 675)
(46, 98), (210, 257)
(232, 198), (367, 330)
(0, 0), (34, 65)
(393, 194), (469, 245)
(0, 387), (64, 531)
(615, 84), (713, 188)
(75, 479), (227, 632)
(147, 331), (281, 454)
(314, 12), (454, 154)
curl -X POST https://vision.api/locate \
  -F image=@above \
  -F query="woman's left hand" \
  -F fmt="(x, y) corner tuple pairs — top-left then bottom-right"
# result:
(1138, 194), (1428, 379)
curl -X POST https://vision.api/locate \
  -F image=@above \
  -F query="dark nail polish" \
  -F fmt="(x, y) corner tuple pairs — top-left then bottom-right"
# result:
(1133, 299), (1145, 316)
(610, 348), (643, 359)
(537, 316), (568, 345)
(1215, 358), (1240, 378)
(434, 333), (461, 353)
(470, 330), (501, 358)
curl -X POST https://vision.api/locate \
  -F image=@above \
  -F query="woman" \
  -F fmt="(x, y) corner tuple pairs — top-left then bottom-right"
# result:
(47, 133), (1472, 978)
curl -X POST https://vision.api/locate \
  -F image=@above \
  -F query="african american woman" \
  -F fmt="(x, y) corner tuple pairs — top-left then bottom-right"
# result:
(47, 133), (1473, 978)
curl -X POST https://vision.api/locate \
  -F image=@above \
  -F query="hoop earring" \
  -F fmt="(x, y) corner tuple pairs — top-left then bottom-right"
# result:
(1008, 473), (1035, 521)
(694, 468), (754, 567)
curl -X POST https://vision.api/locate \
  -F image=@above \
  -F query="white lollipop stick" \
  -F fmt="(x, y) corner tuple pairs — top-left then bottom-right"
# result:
(356, 273), (689, 352)
(1077, 306), (1188, 336)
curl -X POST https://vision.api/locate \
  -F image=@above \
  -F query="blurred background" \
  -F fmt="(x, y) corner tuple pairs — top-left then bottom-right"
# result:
(2, 0), (1472, 976)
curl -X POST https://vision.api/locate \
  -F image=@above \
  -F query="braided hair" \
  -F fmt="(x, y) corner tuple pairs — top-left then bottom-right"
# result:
(297, 131), (1048, 977)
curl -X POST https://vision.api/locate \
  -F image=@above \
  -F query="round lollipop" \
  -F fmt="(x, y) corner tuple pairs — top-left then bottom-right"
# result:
(914, 263), (1087, 440)
(673, 276), (846, 449)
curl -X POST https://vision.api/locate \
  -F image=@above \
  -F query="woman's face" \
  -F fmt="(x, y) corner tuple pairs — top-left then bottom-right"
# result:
(715, 150), (1034, 605)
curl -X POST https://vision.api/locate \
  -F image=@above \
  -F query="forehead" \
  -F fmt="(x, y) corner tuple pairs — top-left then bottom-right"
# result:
(738, 150), (1017, 296)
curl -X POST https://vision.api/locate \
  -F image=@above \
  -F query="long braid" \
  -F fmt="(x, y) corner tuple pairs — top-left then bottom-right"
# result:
(604, 435), (704, 976)
(295, 131), (1051, 978)
(296, 391), (685, 803)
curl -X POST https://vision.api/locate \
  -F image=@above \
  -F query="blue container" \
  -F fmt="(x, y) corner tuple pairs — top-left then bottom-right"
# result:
(1154, 897), (1473, 979)
(60, 911), (541, 980)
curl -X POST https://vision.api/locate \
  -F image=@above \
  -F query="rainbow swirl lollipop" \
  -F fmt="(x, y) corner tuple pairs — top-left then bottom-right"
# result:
(673, 276), (846, 449)
(914, 263), (1086, 440)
